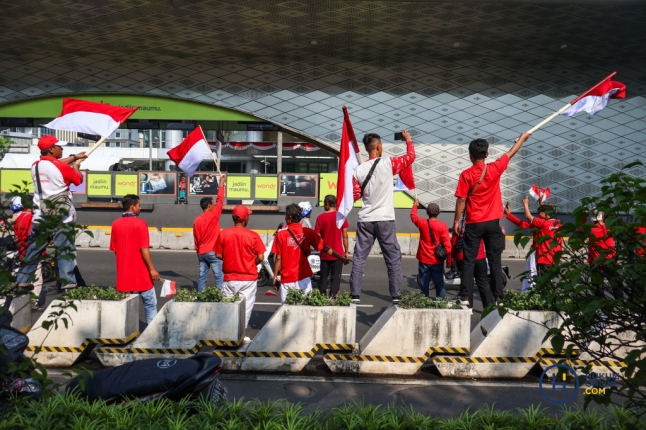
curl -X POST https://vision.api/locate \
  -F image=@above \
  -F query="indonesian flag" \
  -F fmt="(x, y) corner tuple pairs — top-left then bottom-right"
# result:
(529, 184), (551, 202)
(562, 80), (626, 116)
(167, 127), (213, 177)
(336, 107), (361, 228)
(43, 98), (138, 137)
(540, 187), (551, 201)
(394, 165), (415, 192)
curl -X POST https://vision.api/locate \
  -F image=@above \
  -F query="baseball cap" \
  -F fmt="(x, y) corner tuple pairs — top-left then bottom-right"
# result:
(38, 135), (67, 151)
(10, 196), (23, 211)
(232, 205), (253, 220)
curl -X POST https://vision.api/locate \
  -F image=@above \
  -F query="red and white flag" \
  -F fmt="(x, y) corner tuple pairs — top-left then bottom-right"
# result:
(43, 98), (138, 137)
(562, 80), (626, 116)
(336, 107), (361, 228)
(394, 165), (415, 192)
(529, 184), (551, 202)
(540, 187), (551, 201)
(167, 127), (213, 177)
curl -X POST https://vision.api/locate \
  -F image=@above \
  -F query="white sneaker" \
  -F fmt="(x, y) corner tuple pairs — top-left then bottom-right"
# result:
(61, 283), (77, 290)
(243, 336), (251, 344)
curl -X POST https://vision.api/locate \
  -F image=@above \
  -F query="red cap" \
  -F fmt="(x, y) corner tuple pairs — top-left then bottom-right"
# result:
(38, 135), (67, 151)
(232, 205), (252, 220)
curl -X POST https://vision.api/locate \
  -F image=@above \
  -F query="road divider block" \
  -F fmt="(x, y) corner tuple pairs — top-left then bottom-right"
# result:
(26, 294), (140, 367)
(241, 304), (356, 372)
(325, 305), (471, 375)
(160, 228), (194, 250)
(1, 294), (31, 333)
(96, 299), (246, 367)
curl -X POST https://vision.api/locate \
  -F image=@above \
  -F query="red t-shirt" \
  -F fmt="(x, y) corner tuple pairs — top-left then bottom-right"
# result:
(272, 223), (324, 283)
(530, 217), (562, 265)
(455, 154), (509, 224)
(110, 216), (153, 292)
(314, 211), (348, 261)
(215, 226), (266, 282)
(588, 223), (615, 264)
(636, 227), (646, 257)
(14, 210), (33, 259)
(193, 185), (225, 255)
(450, 235), (485, 264)
(410, 207), (451, 265)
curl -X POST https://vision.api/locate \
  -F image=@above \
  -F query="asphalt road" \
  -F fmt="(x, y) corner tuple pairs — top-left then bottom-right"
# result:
(35, 250), (527, 338)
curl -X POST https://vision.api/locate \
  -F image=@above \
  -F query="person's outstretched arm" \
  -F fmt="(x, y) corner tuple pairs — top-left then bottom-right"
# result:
(506, 132), (532, 160)
(390, 130), (415, 175)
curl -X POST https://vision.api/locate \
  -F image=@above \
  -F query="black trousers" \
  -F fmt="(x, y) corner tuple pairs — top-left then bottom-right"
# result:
(458, 259), (492, 307)
(459, 219), (505, 306)
(319, 258), (343, 296)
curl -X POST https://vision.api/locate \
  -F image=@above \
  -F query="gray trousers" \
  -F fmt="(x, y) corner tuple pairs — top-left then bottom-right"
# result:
(350, 221), (402, 297)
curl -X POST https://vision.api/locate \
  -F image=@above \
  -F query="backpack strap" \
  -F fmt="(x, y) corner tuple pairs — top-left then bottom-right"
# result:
(34, 161), (43, 196)
(468, 164), (487, 196)
(427, 219), (437, 245)
(361, 158), (381, 191)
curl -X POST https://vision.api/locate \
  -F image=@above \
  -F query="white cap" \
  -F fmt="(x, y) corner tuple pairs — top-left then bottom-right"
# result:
(11, 196), (22, 207)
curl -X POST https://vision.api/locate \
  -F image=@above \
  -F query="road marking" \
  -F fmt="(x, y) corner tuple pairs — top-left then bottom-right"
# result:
(255, 302), (372, 307)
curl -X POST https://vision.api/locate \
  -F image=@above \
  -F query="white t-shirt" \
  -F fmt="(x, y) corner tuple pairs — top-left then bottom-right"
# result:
(31, 156), (82, 223)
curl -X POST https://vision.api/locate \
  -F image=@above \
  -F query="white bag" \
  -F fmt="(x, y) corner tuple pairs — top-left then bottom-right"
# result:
(160, 279), (176, 298)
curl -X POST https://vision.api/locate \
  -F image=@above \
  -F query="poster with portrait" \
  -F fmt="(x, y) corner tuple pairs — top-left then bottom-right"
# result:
(279, 174), (318, 198)
(189, 172), (220, 196)
(139, 171), (176, 195)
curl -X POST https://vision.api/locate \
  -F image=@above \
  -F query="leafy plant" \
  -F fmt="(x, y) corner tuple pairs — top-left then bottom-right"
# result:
(284, 289), (352, 306)
(505, 162), (646, 417)
(173, 286), (240, 303)
(63, 285), (128, 301)
(397, 291), (462, 309)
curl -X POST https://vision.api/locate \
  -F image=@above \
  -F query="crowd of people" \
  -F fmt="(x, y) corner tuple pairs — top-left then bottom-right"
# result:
(8, 131), (628, 327)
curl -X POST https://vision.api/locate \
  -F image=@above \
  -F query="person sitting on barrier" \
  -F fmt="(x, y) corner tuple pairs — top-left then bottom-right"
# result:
(215, 205), (266, 337)
(110, 194), (160, 325)
(411, 199), (451, 299)
(272, 203), (350, 304)
(193, 174), (226, 291)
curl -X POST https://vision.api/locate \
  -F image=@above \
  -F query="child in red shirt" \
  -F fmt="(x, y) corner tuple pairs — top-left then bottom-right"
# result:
(272, 204), (350, 303)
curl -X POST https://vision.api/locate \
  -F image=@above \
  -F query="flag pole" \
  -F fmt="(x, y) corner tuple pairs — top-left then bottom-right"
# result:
(76, 136), (107, 165)
(199, 125), (221, 174)
(526, 71), (617, 134)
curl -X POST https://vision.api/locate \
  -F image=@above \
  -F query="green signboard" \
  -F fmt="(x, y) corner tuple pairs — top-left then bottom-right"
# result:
(0, 169), (33, 193)
(255, 176), (278, 200)
(114, 173), (138, 197)
(0, 94), (261, 121)
(87, 173), (112, 196)
(227, 176), (252, 199)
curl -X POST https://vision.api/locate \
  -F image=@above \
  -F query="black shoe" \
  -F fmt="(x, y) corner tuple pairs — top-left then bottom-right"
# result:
(350, 295), (360, 304)
(392, 296), (401, 304)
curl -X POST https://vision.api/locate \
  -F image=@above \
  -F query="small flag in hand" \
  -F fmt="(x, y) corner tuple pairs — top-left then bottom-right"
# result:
(160, 279), (176, 298)
(167, 127), (213, 177)
(263, 289), (278, 297)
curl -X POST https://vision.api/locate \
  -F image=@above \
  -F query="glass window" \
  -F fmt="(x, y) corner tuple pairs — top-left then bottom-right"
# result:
(115, 132), (121, 138)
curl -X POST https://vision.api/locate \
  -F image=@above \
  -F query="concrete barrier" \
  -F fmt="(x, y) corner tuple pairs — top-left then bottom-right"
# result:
(325, 305), (470, 375)
(1, 294), (32, 333)
(241, 304), (356, 372)
(434, 310), (561, 378)
(96, 299), (246, 367)
(160, 228), (195, 250)
(26, 294), (139, 367)
(396, 234), (411, 256)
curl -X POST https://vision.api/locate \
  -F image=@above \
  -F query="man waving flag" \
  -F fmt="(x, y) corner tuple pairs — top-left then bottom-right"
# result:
(336, 106), (361, 228)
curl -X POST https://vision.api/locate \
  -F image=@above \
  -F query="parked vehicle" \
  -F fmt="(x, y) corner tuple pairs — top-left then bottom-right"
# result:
(66, 354), (227, 404)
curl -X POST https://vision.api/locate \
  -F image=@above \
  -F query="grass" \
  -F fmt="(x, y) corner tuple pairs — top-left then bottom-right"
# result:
(0, 396), (641, 430)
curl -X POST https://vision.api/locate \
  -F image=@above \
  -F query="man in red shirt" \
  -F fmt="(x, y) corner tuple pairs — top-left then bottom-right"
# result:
(11, 197), (44, 310)
(314, 195), (349, 297)
(16, 135), (87, 291)
(215, 205), (266, 332)
(193, 174), (226, 291)
(272, 204), (350, 303)
(110, 194), (161, 325)
(411, 199), (451, 299)
(587, 212), (623, 299)
(453, 132), (531, 306)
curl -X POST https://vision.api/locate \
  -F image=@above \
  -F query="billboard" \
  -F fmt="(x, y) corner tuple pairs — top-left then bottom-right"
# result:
(279, 174), (318, 198)
(70, 171), (87, 194)
(139, 172), (176, 195)
(189, 173), (220, 196)
(255, 176), (278, 200)
(0, 169), (33, 192)
(87, 173), (112, 196)
(114, 173), (138, 197)
(227, 176), (252, 199)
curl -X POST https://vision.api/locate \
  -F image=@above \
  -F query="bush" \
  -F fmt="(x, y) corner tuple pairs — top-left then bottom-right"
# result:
(0, 396), (642, 429)
(398, 291), (462, 309)
(63, 285), (129, 301)
(285, 289), (352, 306)
(173, 286), (240, 303)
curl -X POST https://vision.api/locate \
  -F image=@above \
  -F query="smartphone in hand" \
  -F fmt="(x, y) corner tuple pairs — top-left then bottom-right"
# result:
(394, 132), (404, 141)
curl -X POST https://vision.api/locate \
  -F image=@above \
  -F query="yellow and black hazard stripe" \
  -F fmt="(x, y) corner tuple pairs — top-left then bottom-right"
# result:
(246, 343), (356, 359)
(26, 345), (86, 353)
(540, 358), (626, 368)
(538, 348), (579, 357)
(433, 356), (540, 364)
(324, 346), (469, 363)
(27, 331), (141, 354)
(96, 336), (246, 356)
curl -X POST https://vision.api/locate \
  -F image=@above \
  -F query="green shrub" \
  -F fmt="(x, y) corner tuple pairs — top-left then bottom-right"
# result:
(285, 289), (352, 306)
(63, 285), (129, 301)
(173, 286), (240, 303)
(397, 291), (462, 309)
(0, 396), (641, 430)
